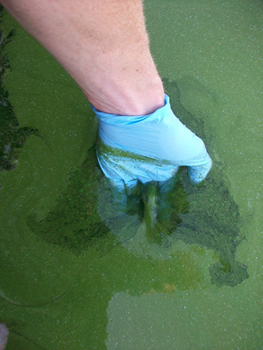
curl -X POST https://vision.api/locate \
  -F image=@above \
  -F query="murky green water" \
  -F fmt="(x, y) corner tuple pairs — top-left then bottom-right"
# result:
(0, 0), (262, 349)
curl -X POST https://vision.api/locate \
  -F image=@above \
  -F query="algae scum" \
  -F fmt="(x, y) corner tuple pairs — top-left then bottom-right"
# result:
(0, 12), (38, 172)
(24, 80), (248, 287)
(0, 13), (248, 286)
(27, 145), (112, 255)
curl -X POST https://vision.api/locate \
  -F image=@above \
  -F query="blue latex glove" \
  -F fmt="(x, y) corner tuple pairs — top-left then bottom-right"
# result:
(92, 95), (212, 189)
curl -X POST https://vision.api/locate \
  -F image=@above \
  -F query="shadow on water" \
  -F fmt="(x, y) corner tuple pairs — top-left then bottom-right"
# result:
(25, 78), (249, 287)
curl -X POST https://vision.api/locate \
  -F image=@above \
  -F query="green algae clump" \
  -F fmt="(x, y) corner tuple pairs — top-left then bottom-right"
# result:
(27, 145), (111, 255)
(0, 9), (38, 172)
(163, 78), (249, 287)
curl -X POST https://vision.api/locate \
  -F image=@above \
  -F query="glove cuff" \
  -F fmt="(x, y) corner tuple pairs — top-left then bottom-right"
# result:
(90, 95), (170, 125)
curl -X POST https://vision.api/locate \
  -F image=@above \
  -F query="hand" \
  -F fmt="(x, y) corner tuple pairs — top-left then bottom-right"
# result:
(92, 94), (212, 190)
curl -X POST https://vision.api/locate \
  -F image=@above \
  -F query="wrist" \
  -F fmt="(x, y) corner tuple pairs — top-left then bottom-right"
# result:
(81, 44), (165, 116)
(86, 76), (165, 116)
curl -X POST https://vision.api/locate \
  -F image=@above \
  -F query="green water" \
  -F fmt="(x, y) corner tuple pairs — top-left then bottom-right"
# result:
(0, 0), (262, 349)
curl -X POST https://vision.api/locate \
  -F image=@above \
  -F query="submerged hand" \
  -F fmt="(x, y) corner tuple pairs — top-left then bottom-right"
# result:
(92, 95), (212, 190)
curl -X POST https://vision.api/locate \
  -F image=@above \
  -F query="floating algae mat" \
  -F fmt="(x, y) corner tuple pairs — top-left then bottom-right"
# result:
(97, 167), (248, 288)
(27, 145), (114, 256)
(0, 10), (38, 172)
(26, 78), (248, 288)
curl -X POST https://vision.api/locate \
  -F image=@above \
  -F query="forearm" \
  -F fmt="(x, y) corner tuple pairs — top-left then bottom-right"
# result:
(1, 0), (164, 115)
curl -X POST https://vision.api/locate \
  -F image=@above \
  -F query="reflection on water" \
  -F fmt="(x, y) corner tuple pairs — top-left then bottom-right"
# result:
(97, 174), (188, 251)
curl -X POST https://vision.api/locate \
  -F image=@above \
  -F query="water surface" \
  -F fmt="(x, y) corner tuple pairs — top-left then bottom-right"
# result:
(0, 0), (262, 349)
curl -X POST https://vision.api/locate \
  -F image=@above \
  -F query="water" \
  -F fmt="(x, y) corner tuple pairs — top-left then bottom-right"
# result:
(0, 0), (262, 349)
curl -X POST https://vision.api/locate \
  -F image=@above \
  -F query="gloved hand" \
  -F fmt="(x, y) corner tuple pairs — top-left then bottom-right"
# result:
(92, 95), (212, 190)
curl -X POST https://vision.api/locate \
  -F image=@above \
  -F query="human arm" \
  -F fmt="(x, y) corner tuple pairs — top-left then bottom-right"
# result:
(1, 0), (212, 187)
(0, 0), (164, 115)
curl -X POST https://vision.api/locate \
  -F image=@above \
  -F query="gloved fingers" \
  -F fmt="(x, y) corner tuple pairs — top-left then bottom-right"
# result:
(94, 94), (212, 186)
(97, 135), (212, 187)
(97, 138), (179, 185)
(186, 151), (212, 184)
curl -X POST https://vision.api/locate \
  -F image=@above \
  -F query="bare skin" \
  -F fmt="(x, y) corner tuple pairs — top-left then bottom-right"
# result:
(1, 0), (164, 115)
